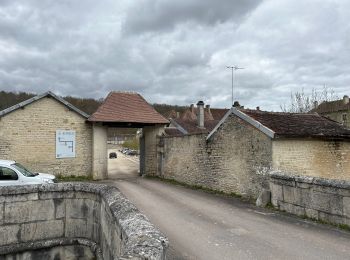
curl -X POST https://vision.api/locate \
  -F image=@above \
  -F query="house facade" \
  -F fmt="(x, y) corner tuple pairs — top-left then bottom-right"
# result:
(0, 92), (93, 177)
(311, 95), (350, 128)
(159, 102), (350, 198)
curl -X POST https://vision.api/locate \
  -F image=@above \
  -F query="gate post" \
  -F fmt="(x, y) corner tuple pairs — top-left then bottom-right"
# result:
(92, 123), (108, 180)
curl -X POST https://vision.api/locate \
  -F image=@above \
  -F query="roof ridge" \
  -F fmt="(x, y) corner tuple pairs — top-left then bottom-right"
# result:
(0, 91), (89, 119)
(111, 91), (139, 94)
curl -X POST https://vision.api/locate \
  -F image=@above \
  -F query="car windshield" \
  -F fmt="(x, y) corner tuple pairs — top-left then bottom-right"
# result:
(11, 163), (37, 177)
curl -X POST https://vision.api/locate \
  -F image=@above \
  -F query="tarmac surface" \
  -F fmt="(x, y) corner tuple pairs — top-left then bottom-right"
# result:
(105, 149), (350, 260)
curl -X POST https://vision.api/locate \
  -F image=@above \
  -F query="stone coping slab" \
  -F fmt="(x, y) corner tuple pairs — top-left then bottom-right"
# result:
(0, 182), (169, 259)
(270, 171), (350, 189)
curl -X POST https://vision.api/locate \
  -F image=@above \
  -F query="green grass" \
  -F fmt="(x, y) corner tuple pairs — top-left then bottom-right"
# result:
(122, 137), (139, 150)
(268, 204), (350, 232)
(56, 174), (93, 182)
(146, 175), (245, 200)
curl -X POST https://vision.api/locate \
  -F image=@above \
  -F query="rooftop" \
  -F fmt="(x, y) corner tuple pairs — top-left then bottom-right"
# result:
(311, 95), (350, 114)
(242, 109), (350, 139)
(88, 92), (169, 124)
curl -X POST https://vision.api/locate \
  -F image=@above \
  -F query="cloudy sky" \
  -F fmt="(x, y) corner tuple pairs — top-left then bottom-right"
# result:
(0, 0), (349, 110)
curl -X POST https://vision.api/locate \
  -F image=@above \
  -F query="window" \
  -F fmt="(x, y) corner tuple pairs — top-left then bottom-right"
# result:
(0, 166), (18, 180)
(342, 113), (348, 124)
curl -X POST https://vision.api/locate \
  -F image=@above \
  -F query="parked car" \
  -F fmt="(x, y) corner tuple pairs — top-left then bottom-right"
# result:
(109, 152), (117, 159)
(126, 150), (138, 156)
(0, 160), (56, 186)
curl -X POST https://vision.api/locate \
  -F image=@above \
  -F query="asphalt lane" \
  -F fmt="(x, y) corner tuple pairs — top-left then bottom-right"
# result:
(105, 150), (350, 260)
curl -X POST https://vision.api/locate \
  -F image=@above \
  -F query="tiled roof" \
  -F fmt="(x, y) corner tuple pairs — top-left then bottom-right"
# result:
(242, 109), (350, 139)
(210, 108), (229, 120)
(172, 118), (220, 135)
(311, 98), (350, 114)
(164, 128), (183, 136)
(88, 92), (169, 124)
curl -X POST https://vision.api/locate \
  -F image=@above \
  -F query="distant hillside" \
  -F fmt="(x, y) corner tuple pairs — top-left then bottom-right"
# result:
(152, 103), (188, 117)
(0, 91), (102, 115)
(0, 91), (185, 117)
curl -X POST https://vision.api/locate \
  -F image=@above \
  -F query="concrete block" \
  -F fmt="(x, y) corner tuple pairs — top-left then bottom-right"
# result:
(65, 218), (89, 238)
(279, 202), (305, 216)
(54, 198), (65, 219)
(270, 183), (283, 206)
(20, 220), (64, 242)
(256, 189), (271, 207)
(343, 197), (350, 217)
(0, 193), (38, 203)
(4, 200), (55, 224)
(66, 199), (88, 219)
(311, 192), (343, 215)
(39, 191), (74, 200)
(305, 208), (318, 220)
(318, 212), (344, 225)
(0, 225), (20, 245)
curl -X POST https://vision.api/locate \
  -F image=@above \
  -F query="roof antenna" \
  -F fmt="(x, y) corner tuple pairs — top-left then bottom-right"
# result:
(226, 65), (244, 106)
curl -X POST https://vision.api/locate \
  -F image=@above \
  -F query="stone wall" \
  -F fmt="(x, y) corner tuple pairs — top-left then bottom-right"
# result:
(161, 114), (272, 198)
(0, 97), (92, 177)
(144, 125), (165, 176)
(272, 139), (350, 180)
(270, 172), (350, 226)
(321, 110), (350, 128)
(0, 183), (168, 260)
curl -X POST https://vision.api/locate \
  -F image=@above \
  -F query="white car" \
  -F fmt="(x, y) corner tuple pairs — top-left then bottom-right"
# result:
(0, 160), (56, 186)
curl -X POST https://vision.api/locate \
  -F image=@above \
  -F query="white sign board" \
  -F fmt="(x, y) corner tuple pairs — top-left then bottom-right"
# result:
(56, 130), (76, 158)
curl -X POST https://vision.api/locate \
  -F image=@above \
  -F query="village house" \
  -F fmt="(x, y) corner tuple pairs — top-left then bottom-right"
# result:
(160, 101), (350, 198)
(0, 91), (168, 179)
(311, 95), (350, 128)
(0, 91), (92, 177)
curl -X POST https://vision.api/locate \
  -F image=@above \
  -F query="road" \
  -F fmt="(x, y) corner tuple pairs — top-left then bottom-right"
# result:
(105, 150), (350, 260)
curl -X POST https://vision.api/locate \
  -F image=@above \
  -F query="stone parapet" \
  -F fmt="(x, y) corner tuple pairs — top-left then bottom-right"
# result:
(270, 171), (350, 226)
(0, 183), (168, 260)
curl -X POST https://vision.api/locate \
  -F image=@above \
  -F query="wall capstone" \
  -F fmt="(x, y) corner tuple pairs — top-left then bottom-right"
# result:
(0, 183), (168, 260)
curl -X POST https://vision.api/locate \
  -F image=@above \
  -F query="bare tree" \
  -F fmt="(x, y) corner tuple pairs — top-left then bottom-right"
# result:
(280, 85), (338, 113)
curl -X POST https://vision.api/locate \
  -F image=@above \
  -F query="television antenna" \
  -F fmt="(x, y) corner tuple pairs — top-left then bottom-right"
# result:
(226, 65), (244, 106)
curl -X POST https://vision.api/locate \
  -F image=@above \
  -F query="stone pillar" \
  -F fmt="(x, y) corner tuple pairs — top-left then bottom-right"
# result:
(92, 123), (108, 180)
(143, 125), (165, 176)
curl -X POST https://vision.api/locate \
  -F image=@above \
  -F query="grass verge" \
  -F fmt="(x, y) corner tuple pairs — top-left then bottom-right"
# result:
(145, 175), (249, 200)
(56, 174), (94, 182)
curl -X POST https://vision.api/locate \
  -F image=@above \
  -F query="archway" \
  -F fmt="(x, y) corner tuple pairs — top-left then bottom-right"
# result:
(88, 92), (168, 180)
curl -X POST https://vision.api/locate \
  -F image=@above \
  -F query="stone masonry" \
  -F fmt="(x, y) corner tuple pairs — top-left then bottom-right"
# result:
(0, 97), (92, 177)
(270, 172), (350, 227)
(0, 183), (168, 260)
(161, 114), (272, 199)
(272, 139), (350, 179)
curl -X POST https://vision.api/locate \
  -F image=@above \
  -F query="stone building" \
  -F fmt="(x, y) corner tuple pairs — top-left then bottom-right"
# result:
(160, 102), (350, 198)
(311, 95), (350, 128)
(0, 91), (92, 177)
(0, 91), (168, 179)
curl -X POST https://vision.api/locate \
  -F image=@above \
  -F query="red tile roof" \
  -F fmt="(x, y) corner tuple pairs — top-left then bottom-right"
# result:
(209, 108), (229, 120)
(242, 109), (350, 139)
(172, 118), (220, 135)
(88, 92), (169, 124)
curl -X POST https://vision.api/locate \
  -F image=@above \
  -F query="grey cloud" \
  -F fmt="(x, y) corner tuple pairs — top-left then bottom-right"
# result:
(122, 0), (262, 34)
(0, 0), (350, 112)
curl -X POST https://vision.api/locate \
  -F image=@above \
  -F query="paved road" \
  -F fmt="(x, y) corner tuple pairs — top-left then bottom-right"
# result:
(105, 151), (350, 260)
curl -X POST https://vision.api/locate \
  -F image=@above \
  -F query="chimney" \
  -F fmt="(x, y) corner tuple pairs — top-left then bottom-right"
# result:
(205, 104), (210, 113)
(343, 95), (349, 104)
(197, 101), (205, 128)
(313, 101), (318, 108)
(190, 104), (195, 113)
